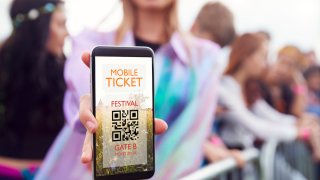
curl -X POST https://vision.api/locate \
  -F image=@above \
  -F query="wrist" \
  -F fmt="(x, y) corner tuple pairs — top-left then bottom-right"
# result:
(298, 127), (310, 141)
(209, 136), (223, 146)
(292, 84), (307, 95)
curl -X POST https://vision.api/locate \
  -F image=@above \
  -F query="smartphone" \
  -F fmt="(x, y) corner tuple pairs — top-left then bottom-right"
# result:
(91, 46), (155, 179)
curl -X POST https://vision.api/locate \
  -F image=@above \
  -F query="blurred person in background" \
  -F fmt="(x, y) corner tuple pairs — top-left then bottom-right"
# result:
(263, 46), (319, 121)
(191, 2), (236, 74)
(36, 0), (221, 179)
(191, 2), (235, 48)
(0, 0), (67, 179)
(218, 33), (320, 160)
(303, 50), (318, 69)
(259, 43), (320, 180)
(262, 45), (308, 117)
(218, 32), (320, 179)
(260, 45), (320, 160)
(304, 65), (320, 116)
(190, 2), (245, 167)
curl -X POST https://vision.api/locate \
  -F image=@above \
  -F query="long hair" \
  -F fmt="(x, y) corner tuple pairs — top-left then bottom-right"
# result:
(225, 33), (265, 75)
(278, 45), (306, 71)
(115, 0), (179, 44)
(0, 0), (65, 131)
(225, 33), (266, 106)
(0, 0), (64, 88)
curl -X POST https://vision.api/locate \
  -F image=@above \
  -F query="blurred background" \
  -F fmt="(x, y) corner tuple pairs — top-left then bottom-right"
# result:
(1, 0), (320, 57)
(0, 0), (320, 179)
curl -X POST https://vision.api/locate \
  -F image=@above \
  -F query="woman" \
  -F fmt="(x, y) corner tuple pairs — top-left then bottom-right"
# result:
(0, 0), (68, 179)
(304, 65), (320, 116)
(262, 45), (308, 117)
(37, 0), (221, 179)
(218, 33), (320, 160)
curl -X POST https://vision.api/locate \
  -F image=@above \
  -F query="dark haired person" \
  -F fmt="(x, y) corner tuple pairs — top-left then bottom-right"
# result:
(304, 65), (320, 116)
(0, 0), (68, 178)
(262, 45), (308, 117)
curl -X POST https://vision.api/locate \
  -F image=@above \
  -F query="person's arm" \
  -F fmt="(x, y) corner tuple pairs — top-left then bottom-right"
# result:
(203, 141), (245, 168)
(289, 70), (308, 117)
(291, 85), (307, 117)
(219, 88), (298, 142)
(251, 99), (296, 125)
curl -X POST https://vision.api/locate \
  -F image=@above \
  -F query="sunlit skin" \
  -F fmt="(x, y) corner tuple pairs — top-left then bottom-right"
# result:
(132, 0), (175, 11)
(232, 41), (269, 88)
(133, 0), (176, 44)
(243, 41), (269, 78)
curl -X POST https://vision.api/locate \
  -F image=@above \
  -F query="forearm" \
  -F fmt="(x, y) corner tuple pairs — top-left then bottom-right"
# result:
(226, 110), (298, 141)
(290, 73), (308, 117)
(290, 91), (307, 117)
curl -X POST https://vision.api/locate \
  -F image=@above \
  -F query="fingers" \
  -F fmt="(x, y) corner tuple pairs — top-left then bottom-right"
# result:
(203, 141), (228, 162)
(79, 106), (94, 166)
(79, 117), (167, 165)
(203, 141), (219, 162)
(81, 131), (93, 164)
(79, 95), (166, 134)
(155, 118), (168, 135)
(230, 150), (246, 168)
(79, 94), (97, 133)
(79, 94), (167, 166)
(81, 52), (91, 68)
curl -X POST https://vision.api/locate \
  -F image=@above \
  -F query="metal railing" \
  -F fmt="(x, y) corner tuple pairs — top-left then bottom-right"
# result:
(182, 141), (316, 180)
(182, 148), (260, 180)
(260, 140), (316, 180)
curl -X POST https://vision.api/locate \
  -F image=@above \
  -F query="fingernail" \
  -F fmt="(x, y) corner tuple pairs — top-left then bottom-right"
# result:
(81, 151), (85, 159)
(86, 121), (95, 132)
(164, 123), (168, 130)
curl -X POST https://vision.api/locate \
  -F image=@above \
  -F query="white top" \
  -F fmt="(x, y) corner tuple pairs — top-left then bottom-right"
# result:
(218, 76), (298, 148)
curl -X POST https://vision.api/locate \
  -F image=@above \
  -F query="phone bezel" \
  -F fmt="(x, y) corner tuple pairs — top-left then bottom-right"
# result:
(91, 46), (155, 180)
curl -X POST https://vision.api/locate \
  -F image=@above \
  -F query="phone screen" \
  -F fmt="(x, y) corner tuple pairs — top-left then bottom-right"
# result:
(93, 53), (154, 178)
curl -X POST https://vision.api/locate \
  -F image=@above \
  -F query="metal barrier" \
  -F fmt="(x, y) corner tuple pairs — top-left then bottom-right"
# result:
(182, 141), (316, 180)
(260, 140), (316, 180)
(182, 148), (260, 180)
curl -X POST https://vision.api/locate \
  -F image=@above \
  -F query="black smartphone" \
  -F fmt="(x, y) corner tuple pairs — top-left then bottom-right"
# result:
(91, 46), (155, 180)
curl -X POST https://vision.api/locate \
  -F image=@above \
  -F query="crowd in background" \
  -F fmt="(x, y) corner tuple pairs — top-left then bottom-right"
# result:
(0, 0), (319, 179)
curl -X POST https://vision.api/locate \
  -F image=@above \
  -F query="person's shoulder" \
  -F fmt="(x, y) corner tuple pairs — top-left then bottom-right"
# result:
(172, 32), (220, 56)
(221, 75), (236, 85)
(194, 36), (220, 51)
(187, 33), (221, 56)
(220, 75), (240, 91)
(186, 34), (221, 68)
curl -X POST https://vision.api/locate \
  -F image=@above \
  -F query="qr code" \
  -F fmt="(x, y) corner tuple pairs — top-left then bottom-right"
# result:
(111, 110), (139, 142)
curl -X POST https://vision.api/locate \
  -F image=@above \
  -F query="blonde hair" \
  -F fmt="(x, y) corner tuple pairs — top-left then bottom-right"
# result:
(278, 45), (307, 71)
(115, 0), (179, 45)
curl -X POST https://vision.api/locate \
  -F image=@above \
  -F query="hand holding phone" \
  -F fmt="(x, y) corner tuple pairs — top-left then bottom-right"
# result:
(80, 48), (167, 179)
